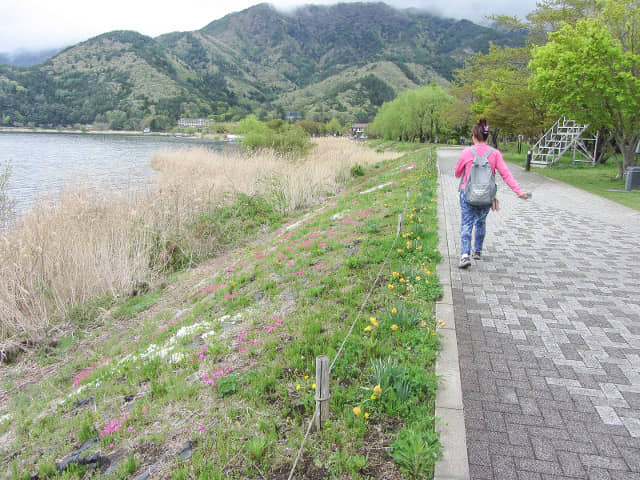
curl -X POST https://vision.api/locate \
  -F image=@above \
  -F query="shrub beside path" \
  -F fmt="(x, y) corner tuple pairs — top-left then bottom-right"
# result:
(435, 147), (640, 479)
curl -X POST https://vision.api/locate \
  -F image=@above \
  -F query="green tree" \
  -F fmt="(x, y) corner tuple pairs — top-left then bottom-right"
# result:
(451, 0), (601, 142)
(529, 0), (640, 176)
(453, 45), (550, 143)
(371, 84), (451, 143)
(326, 118), (343, 135)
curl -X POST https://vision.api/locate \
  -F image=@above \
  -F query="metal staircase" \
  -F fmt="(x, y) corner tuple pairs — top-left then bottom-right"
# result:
(531, 117), (596, 166)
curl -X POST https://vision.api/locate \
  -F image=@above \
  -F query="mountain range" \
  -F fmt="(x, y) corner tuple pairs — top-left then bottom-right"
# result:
(0, 2), (525, 129)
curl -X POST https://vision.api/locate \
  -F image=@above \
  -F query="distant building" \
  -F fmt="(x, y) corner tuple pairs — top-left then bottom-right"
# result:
(350, 123), (368, 136)
(286, 111), (301, 122)
(178, 118), (213, 129)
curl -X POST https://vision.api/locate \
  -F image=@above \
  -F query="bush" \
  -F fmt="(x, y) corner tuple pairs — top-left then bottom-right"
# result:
(237, 115), (312, 157)
(350, 163), (365, 177)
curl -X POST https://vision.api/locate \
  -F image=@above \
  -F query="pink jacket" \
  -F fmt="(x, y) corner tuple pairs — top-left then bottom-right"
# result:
(454, 144), (523, 195)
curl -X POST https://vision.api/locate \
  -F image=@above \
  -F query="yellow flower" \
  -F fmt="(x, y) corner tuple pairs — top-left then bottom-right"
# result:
(296, 384), (301, 391)
(420, 320), (427, 328)
(388, 284), (394, 290)
(371, 395), (377, 400)
(391, 324), (399, 331)
(312, 384), (316, 389)
(364, 325), (373, 332)
(304, 375), (309, 380)
(391, 308), (397, 314)
(397, 249), (404, 253)
(370, 317), (378, 327)
(364, 412), (370, 419)
(353, 407), (361, 417)
(399, 278), (405, 283)
(416, 276), (421, 281)
(373, 384), (382, 395)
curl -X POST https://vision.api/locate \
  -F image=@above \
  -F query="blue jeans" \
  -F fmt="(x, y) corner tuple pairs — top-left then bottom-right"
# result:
(459, 191), (491, 256)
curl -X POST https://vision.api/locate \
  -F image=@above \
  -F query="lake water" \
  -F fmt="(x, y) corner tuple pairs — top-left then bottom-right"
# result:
(0, 132), (233, 214)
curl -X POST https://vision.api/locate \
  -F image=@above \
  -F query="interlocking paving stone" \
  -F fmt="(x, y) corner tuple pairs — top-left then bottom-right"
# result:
(437, 148), (640, 479)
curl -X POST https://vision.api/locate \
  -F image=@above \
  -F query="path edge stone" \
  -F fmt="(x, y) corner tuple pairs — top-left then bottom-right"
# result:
(434, 156), (470, 480)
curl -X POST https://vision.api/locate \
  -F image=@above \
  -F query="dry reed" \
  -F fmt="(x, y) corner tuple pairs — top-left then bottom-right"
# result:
(0, 137), (401, 342)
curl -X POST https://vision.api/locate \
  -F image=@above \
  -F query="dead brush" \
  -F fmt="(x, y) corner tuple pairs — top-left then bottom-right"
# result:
(0, 138), (401, 343)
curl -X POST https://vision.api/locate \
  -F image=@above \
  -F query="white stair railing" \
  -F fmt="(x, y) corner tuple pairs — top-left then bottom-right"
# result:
(530, 117), (591, 166)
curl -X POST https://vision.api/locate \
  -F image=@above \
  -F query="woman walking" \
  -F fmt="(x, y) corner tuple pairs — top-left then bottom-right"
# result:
(455, 119), (528, 268)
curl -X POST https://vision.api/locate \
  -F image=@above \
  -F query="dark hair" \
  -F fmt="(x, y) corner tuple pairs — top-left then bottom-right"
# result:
(472, 118), (490, 142)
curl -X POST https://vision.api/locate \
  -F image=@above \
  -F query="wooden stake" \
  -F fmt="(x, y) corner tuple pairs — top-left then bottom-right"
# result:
(314, 356), (330, 430)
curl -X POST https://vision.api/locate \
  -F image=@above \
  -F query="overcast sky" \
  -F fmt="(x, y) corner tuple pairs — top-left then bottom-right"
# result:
(0, 0), (538, 54)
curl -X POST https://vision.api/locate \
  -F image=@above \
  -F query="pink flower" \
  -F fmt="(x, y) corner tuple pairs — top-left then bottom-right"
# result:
(141, 407), (148, 413)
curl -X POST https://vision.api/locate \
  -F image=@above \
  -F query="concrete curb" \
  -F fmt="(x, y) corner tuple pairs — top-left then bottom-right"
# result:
(433, 160), (470, 480)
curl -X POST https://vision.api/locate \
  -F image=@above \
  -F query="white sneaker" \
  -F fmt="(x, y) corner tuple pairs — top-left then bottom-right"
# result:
(458, 254), (471, 269)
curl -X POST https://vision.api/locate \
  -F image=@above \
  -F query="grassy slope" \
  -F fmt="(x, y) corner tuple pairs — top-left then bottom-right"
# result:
(0, 145), (443, 479)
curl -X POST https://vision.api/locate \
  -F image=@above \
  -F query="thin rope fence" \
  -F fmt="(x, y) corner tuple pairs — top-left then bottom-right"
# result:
(287, 214), (404, 480)
(287, 177), (418, 479)
(286, 150), (434, 480)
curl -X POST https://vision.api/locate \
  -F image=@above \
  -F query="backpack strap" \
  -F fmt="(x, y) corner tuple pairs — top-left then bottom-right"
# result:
(481, 146), (494, 162)
(459, 146), (492, 191)
(475, 145), (495, 174)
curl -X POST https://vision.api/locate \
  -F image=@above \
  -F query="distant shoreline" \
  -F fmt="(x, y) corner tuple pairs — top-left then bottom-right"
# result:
(0, 127), (167, 136)
(0, 127), (227, 140)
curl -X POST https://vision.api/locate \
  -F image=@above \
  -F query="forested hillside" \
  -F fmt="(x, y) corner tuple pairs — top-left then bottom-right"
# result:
(0, 2), (525, 129)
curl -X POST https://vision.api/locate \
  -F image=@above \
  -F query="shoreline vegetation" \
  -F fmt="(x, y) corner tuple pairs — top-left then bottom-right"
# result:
(0, 137), (399, 344)
(0, 127), (227, 141)
(0, 138), (446, 479)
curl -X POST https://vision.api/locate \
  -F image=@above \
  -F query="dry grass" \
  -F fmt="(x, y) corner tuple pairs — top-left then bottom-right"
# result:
(0, 138), (401, 342)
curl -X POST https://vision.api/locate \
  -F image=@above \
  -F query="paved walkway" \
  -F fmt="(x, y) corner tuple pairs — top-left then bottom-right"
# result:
(434, 147), (640, 480)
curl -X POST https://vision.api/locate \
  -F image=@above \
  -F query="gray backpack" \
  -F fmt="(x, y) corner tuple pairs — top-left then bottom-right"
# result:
(463, 146), (496, 207)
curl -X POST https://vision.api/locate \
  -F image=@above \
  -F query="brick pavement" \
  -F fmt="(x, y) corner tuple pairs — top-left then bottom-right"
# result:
(437, 147), (640, 480)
